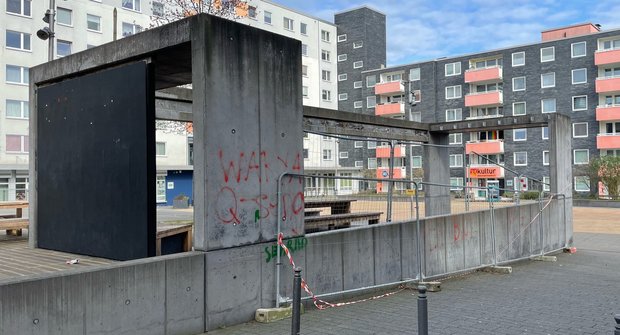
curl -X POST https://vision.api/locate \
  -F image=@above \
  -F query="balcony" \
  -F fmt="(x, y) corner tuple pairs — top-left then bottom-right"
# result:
(375, 102), (405, 117)
(374, 81), (404, 95)
(467, 165), (505, 179)
(596, 77), (620, 94)
(596, 105), (620, 121)
(595, 49), (620, 66)
(597, 134), (620, 149)
(464, 91), (503, 107)
(376, 145), (406, 158)
(465, 140), (504, 155)
(465, 113), (503, 120)
(464, 66), (503, 83)
(376, 167), (407, 179)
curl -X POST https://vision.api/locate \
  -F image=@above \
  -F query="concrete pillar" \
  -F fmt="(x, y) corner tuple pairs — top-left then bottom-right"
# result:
(191, 16), (304, 251)
(548, 114), (573, 246)
(423, 132), (451, 216)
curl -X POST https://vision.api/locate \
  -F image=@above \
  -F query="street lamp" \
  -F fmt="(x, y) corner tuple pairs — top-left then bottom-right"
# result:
(37, 1), (56, 61)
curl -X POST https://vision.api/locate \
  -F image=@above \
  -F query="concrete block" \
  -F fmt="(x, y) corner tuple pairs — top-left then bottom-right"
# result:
(401, 220), (422, 280)
(483, 266), (513, 274)
(373, 224), (402, 284)
(445, 215), (465, 273)
(304, 233), (344, 296)
(342, 228), (375, 290)
(463, 212), (481, 269)
(424, 217), (447, 277)
(260, 236), (307, 308)
(531, 255), (557, 262)
(255, 304), (304, 323)
(165, 254), (205, 335)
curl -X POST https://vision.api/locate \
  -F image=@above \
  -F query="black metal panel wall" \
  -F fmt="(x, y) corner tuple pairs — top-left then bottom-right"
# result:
(36, 61), (155, 261)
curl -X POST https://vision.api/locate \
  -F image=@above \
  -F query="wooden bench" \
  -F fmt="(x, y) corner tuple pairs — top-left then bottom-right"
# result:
(0, 218), (29, 231)
(0, 201), (29, 236)
(304, 209), (322, 217)
(156, 224), (193, 256)
(304, 212), (382, 233)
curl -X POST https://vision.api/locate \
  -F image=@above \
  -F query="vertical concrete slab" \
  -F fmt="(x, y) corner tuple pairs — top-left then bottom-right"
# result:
(373, 225), (402, 284)
(205, 245), (262, 330)
(342, 229), (375, 290)
(518, 204), (532, 258)
(549, 114), (573, 246)
(165, 254), (205, 335)
(462, 212), (482, 269)
(260, 236), (307, 307)
(445, 215), (465, 273)
(304, 234), (344, 296)
(506, 206), (521, 259)
(424, 217), (447, 277)
(401, 220), (422, 280)
(479, 210), (494, 265)
(191, 15), (304, 251)
(424, 132), (451, 216)
(493, 206), (509, 263)
(529, 203), (542, 255)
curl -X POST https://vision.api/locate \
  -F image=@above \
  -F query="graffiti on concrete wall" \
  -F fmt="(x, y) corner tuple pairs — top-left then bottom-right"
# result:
(264, 236), (308, 263)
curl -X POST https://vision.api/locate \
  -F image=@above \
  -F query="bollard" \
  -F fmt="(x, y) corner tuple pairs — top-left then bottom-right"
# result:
(291, 267), (302, 335)
(615, 314), (620, 335)
(417, 285), (428, 335)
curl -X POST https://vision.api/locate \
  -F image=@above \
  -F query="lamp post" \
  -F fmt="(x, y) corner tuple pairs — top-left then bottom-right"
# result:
(37, 0), (56, 61)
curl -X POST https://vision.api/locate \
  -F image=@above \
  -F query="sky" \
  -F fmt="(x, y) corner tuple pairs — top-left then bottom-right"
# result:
(275, 0), (620, 66)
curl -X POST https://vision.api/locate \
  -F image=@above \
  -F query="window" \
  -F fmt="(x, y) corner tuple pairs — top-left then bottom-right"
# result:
(573, 122), (588, 138)
(303, 149), (308, 159)
(321, 30), (330, 42)
(367, 96), (376, 108)
(541, 98), (556, 113)
(338, 73), (347, 81)
(472, 58), (502, 69)
(338, 54), (347, 62)
(353, 41), (363, 48)
(6, 135), (28, 153)
(409, 68), (420, 81)
(322, 149), (332, 160)
(353, 81), (362, 88)
(412, 112), (422, 122)
(247, 6), (257, 19)
(299, 22), (307, 35)
(411, 156), (422, 168)
(542, 127), (549, 140)
(512, 76), (526, 91)
(541, 72), (555, 88)
(367, 141), (377, 149)
(602, 38), (620, 51)
(473, 82), (502, 94)
(57, 40), (72, 57)
(321, 70), (331, 81)
(340, 173), (352, 189)
(367, 158), (377, 169)
(445, 62), (461, 76)
(321, 90), (331, 101)
(122, 22), (142, 37)
(353, 101), (363, 108)
(366, 75), (376, 87)
(572, 68), (587, 84)
(449, 154), (463, 167)
(152, 1), (164, 16)
(446, 108), (462, 121)
(512, 51), (525, 66)
(6, 100), (29, 119)
(6, 65), (28, 85)
(338, 93), (348, 101)
(155, 175), (166, 203)
(445, 85), (462, 99)
(301, 44), (308, 57)
(302, 86), (308, 98)
(337, 34), (347, 42)
(573, 149), (589, 165)
(604, 95), (620, 107)
(6, 30), (31, 51)
(543, 151), (549, 165)
(412, 90), (421, 103)
(353, 61), (363, 69)
(122, 0), (140, 11)
(7, 0), (31, 16)
(156, 142), (166, 156)
(513, 129), (527, 141)
(354, 161), (363, 168)
(321, 50), (330, 62)
(56, 7), (72, 25)
(540, 46), (554, 62)
(543, 176), (550, 192)
(264, 11), (272, 24)
(514, 152), (527, 166)
(603, 67), (620, 78)
(571, 41), (586, 58)
(283, 17), (294, 31)
(354, 141), (363, 148)
(574, 176), (590, 192)
(513, 102), (526, 116)
(87, 14), (101, 32)
(339, 152), (348, 159)
(449, 133), (462, 145)
(301, 65), (308, 77)
(573, 95), (587, 111)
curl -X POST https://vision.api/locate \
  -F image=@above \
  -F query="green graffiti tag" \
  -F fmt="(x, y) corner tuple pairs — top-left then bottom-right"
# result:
(264, 237), (308, 263)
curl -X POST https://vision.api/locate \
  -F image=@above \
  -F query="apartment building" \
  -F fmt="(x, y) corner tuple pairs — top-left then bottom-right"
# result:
(338, 21), (620, 197)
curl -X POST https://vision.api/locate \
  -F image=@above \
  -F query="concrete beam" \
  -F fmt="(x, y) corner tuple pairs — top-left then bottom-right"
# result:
(429, 114), (554, 133)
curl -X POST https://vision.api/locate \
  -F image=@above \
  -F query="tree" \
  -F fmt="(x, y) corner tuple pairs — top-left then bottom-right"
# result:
(588, 155), (620, 198)
(152, 0), (250, 26)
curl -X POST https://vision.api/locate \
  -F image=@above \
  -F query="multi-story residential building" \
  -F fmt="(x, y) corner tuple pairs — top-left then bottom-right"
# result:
(337, 21), (620, 197)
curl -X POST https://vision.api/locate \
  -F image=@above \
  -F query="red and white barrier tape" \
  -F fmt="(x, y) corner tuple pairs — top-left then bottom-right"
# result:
(277, 232), (404, 310)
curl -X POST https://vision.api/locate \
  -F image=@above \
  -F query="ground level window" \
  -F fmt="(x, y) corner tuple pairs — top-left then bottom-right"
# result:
(156, 175), (166, 203)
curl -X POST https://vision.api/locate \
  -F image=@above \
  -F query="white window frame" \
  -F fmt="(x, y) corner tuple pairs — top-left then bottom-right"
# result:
(6, 0), (31, 16)
(572, 122), (588, 138)
(339, 151), (348, 159)
(542, 127), (549, 140)
(321, 70), (331, 82)
(321, 30), (330, 42)
(354, 141), (363, 148)
(572, 95), (587, 111)
(264, 11), (272, 24)
(56, 7), (73, 26)
(514, 152), (528, 166)
(540, 46), (555, 62)
(353, 61), (363, 69)
(367, 96), (376, 108)
(409, 68), (420, 81)
(302, 86), (308, 98)
(300, 22), (307, 35)
(156, 142), (166, 156)
(321, 90), (331, 102)
(6, 65), (29, 85)
(571, 41), (586, 58)
(513, 102), (526, 116)
(338, 93), (348, 101)
(353, 41), (363, 48)
(543, 151), (549, 166)
(411, 156), (422, 168)
(5, 134), (29, 153)
(338, 73), (347, 81)
(445, 85), (462, 99)
(337, 54), (347, 62)
(302, 65), (308, 77)
(366, 75), (376, 87)
(367, 141), (377, 149)
(337, 34), (347, 42)
(353, 81), (362, 89)
(283, 17), (294, 31)
(444, 62), (461, 76)
(541, 72), (555, 88)
(512, 76), (526, 91)
(513, 129), (527, 141)
(322, 149), (332, 160)
(121, 0), (141, 12)
(86, 14), (102, 32)
(450, 177), (464, 191)
(449, 154), (463, 168)
(5, 99), (29, 119)
(541, 98), (556, 113)
(574, 176), (590, 192)
(543, 176), (550, 192)
(321, 50), (330, 62)
(301, 44), (308, 57)
(512, 51), (525, 66)
(5, 30), (31, 51)
(573, 149), (589, 165)
(367, 158), (377, 169)
(56, 40), (72, 57)
(571, 68), (587, 84)
(353, 101), (363, 108)
(449, 133), (462, 145)
(445, 108), (462, 122)
(355, 161), (364, 168)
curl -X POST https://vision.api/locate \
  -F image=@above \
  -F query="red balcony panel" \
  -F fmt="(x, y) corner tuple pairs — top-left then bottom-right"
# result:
(467, 166), (505, 179)
(464, 91), (503, 107)
(374, 81), (404, 95)
(465, 140), (504, 155)
(376, 145), (406, 158)
(597, 135), (620, 149)
(596, 77), (620, 94)
(376, 167), (406, 179)
(375, 102), (405, 116)
(595, 49), (620, 66)
(596, 106), (620, 121)
(464, 67), (502, 83)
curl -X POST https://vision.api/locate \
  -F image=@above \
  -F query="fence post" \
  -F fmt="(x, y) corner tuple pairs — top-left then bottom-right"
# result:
(291, 267), (302, 335)
(463, 144), (469, 212)
(539, 190), (544, 256)
(414, 184), (423, 281)
(387, 140), (395, 222)
(615, 314), (620, 335)
(489, 187), (497, 266)
(417, 285), (428, 335)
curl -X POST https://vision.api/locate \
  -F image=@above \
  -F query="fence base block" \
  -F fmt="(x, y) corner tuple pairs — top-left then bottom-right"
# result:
(563, 247), (577, 254)
(531, 255), (557, 262)
(255, 305), (304, 323)
(482, 266), (513, 274)
(411, 281), (441, 292)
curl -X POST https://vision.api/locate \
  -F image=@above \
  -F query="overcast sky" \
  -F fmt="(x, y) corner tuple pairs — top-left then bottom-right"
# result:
(275, 0), (620, 66)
